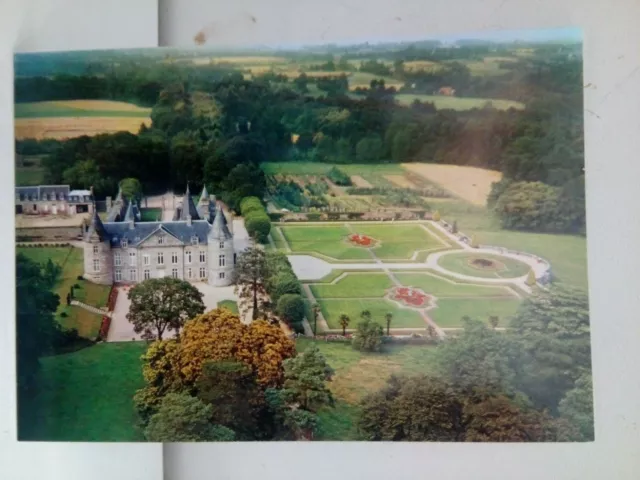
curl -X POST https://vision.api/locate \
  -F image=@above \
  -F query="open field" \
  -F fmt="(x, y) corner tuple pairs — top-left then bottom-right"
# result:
(15, 100), (151, 118)
(395, 94), (525, 111)
(430, 298), (522, 327)
(347, 72), (404, 90)
(403, 164), (503, 206)
(437, 252), (531, 279)
(310, 273), (393, 299)
(262, 162), (405, 188)
(15, 116), (152, 140)
(18, 246), (109, 338)
(403, 60), (443, 72)
(281, 225), (371, 261)
(21, 342), (146, 441)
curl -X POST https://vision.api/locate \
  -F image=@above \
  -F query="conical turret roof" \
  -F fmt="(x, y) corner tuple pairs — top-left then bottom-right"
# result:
(208, 206), (232, 240)
(123, 200), (136, 222)
(198, 185), (209, 205)
(176, 184), (200, 221)
(86, 208), (107, 241)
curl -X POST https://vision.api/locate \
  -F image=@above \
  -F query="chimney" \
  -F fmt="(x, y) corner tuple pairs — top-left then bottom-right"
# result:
(129, 219), (135, 230)
(187, 214), (192, 226)
(106, 196), (112, 210)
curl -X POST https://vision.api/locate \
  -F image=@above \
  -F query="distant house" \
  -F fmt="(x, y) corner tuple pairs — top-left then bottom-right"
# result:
(437, 86), (456, 96)
(15, 185), (93, 215)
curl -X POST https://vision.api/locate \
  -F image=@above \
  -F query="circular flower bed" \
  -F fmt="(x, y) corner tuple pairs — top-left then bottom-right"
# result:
(348, 233), (377, 247)
(390, 286), (431, 308)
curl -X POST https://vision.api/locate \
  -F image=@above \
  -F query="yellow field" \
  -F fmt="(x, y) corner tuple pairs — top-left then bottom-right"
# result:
(15, 117), (152, 140)
(402, 164), (502, 206)
(403, 60), (443, 72)
(384, 174), (418, 189)
(30, 100), (151, 113)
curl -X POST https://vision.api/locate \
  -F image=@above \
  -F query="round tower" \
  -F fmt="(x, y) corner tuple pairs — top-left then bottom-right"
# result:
(207, 206), (235, 287)
(83, 209), (113, 285)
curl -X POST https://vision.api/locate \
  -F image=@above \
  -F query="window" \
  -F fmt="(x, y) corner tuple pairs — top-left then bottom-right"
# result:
(172, 268), (178, 279)
(115, 270), (122, 282)
(219, 272), (225, 280)
(187, 268), (192, 279)
(234, 253), (237, 265)
(129, 251), (136, 266)
(143, 255), (150, 266)
(219, 241), (225, 249)
(92, 245), (99, 255)
(199, 251), (206, 263)
(199, 267), (206, 278)
(129, 269), (137, 282)
(157, 252), (164, 265)
(144, 269), (150, 280)
(121, 238), (128, 248)
(191, 235), (199, 245)
(114, 252), (121, 266)
(158, 235), (165, 245)
(171, 252), (178, 264)
(186, 250), (192, 264)
(219, 254), (225, 267)
(93, 258), (100, 272)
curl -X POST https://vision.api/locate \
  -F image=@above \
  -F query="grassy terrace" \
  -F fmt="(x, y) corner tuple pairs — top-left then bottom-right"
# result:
(17, 246), (110, 338)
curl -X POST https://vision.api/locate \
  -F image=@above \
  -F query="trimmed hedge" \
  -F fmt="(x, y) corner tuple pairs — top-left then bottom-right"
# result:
(240, 196), (271, 243)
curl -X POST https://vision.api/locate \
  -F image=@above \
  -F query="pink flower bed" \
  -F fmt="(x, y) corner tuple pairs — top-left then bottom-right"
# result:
(391, 287), (430, 307)
(348, 233), (376, 247)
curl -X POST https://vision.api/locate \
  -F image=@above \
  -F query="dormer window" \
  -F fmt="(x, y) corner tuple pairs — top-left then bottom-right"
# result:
(113, 236), (119, 244)
(158, 235), (165, 245)
(219, 241), (225, 249)
(134, 236), (141, 243)
(121, 238), (128, 248)
(191, 235), (199, 245)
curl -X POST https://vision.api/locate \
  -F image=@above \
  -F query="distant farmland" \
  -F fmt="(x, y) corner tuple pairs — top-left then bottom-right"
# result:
(394, 94), (525, 111)
(14, 100), (152, 140)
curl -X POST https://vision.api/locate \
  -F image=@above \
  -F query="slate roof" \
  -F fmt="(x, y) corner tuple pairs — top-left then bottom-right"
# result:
(101, 220), (212, 247)
(174, 184), (201, 221)
(86, 208), (108, 240)
(208, 208), (233, 241)
(16, 185), (71, 202)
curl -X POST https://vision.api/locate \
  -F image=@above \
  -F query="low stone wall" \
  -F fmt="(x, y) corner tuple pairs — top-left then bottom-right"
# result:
(16, 225), (83, 242)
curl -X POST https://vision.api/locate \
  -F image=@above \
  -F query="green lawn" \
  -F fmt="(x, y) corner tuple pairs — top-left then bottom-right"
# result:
(18, 246), (110, 338)
(310, 273), (393, 299)
(281, 224), (371, 260)
(218, 299), (239, 314)
(319, 298), (425, 329)
(430, 298), (522, 328)
(139, 208), (162, 221)
(20, 342), (147, 441)
(15, 101), (151, 118)
(394, 94), (525, 111)
(270, 227), (288, 250)
(437, 252), (531, 279)
(394, 271), (517, 298)
(354, 224), (443, 260)
(281, 223), (443, 261)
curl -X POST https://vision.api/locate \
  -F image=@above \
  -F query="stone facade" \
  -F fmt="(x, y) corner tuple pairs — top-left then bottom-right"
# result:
(83, 185), (236, 287)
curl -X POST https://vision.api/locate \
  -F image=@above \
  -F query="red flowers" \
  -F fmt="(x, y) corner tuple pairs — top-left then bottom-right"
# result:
(99, 316), (111, 340)
(349, 233), (374, 247)
(106, 286), (119, 311)
(391, 287), (430, 307)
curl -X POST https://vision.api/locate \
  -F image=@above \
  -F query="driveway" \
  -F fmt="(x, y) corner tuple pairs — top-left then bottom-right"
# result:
(107, 283), (242, 342)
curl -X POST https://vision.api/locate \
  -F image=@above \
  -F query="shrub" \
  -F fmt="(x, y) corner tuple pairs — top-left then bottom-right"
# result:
(277, 294), (306, 327)
(59, 311), (68, 318)
(432, 210), (441, 222)
(77, 275), (84, 281)
(352, 318), (384, 352)
(326, 167), (351, 186)
(306, 213), (321, 221)
(73, 283), (81, 289)
(240, 196), (264, 216)
(98, 316), (111, 340)
(270, 273), (301, 304)
(245, 212), (272, 243)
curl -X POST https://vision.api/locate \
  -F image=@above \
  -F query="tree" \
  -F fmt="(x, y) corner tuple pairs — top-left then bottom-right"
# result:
(385, 312), (393, 336)
(359, 374), (465, 441)
(281, 345), (334, 412)
(355, 136), (383, 163)
(489, 315), (499, 330)
(127, 278), (205, 341)
(265, 388), (319, 440)
(558, 373), (594, 440)
(233, 247), (269, 320)
(311, 303), (320, 336)
(16, 254), (60, 436)
(269, 273), (301, 304)
(360, 310), (372, 321)
(119, 177), (142, 200)
(276, 294), (306, 327)
(244, 211), (271, 243)
(196, 360), (261, 439)
(339, 314), (350, 336)
(451, 220), (458, 234)
(144, 393), (235, 442)
(352, 318), (384, 352)
(432, 210), (441, 222)
(509, 285), (591, 411)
